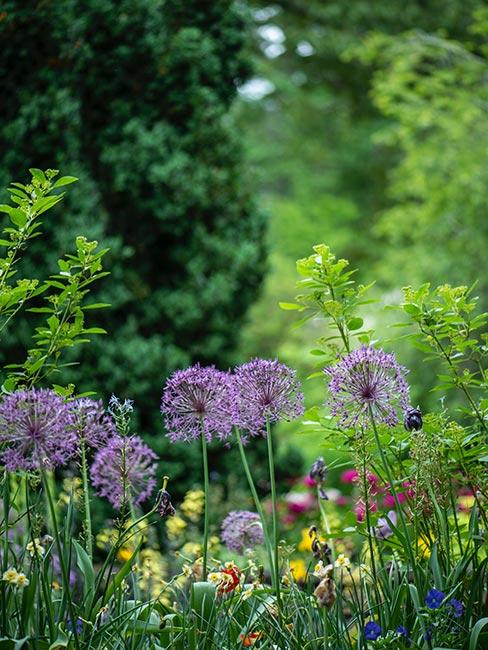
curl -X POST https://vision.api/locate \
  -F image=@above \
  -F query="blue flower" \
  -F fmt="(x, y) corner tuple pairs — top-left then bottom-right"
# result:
(364, 621), (382, 641)
(396, 625), (411, 646)
(446, 598), (463, 619)
(425, 587), (445, 609)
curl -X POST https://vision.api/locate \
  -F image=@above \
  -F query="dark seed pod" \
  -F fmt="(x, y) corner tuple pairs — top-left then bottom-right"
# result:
(404, 408), (422, 432)
(309, 457), (327, 484)
(156, 489), (175, 518)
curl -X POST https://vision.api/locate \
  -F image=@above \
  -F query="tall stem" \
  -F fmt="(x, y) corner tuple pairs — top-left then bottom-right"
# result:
(368, 406), (420, 588)
(2, 470), (10, 632)
(80, 440), (93, 560)
(265, 418), (282, 612)
(41, 471), (81, 650)
(235, 429), (275, 585)
(200, 424), (210, 582)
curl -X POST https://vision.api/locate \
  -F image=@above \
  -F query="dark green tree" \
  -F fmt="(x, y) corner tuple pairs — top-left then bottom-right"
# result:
(0, 0), (266, 491)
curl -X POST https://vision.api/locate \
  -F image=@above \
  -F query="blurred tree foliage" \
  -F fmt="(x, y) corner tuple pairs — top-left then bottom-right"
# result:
(0, 0), (266, 492)
(238, 2), (487, 460)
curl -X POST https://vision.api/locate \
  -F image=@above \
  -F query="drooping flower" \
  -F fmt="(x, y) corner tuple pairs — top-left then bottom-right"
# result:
(425, 587), (445, 609)
(446, 598), (463, 618)
(70, 398), (117, 450)
(90, 435), (158, 509)
(0, 389), (77, 471)
(374, 511), (397, 539)
(155, 489), (176, 518)
(404, 407), (423, 431)
(324, 346), (410, 428)
(161, 364), (234, 443)
(232, 359), (304, 436)
(221, 511), (264, 554)
(364, 621), (382, 641)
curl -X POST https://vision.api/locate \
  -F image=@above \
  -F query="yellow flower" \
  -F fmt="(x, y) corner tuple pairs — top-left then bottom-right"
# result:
(181, 489), (205, 521)
(417, 535), (432, 559)
(334, 554), (351, 568)
(2, 568), (19, 584)
(117, 546), (134, 563)
(15, 573), (29, 589)
(166, 515), (187, 540)
(26, 538), (45, 558)
(297, 528), (313, 552)
(289, 559), (307, 582)
(181, 542), (201, 557)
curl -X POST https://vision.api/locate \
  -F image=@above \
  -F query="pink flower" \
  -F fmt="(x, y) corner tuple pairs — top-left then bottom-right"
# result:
(383, 492), (406, 509)
(303, 475), (317, 488)
(341, 469), (359, 483)
(286, 492), (315, 514)
(355, 500), (378, 522)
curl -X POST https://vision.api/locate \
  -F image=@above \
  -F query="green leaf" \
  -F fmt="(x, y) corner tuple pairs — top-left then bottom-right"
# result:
(73, 539), (95, 612)
(9, 209), (27, 228)
(469, 618), (488, 650)
(347, 317), (363, 330)
(29, 168), (46, 183)
(0, 205), (13, 214)
(52, 176), (78, 188)
(279, 302), (304, 311)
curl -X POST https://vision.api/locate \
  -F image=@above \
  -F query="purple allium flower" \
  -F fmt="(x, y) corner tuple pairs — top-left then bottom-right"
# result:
(324, 346), (410, 428)
(425, 588), (445, 609)
(364, 621), (382, 640)
(446, 598), (463, 618)
(90, 435), (158, 509)
(70, 398), (117, 450)
(221, 510), (264, 554)
(374, 511), (397, 539)
(161, 364), (234, 443)
(0, 389), (77, 471)
(232, 359), (304, 436)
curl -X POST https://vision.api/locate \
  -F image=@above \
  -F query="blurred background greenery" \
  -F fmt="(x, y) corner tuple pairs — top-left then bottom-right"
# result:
(0, 1), (486, 492)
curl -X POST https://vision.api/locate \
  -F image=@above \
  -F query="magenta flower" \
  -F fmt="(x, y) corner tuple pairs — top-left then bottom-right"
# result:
(161, 364), (234, 443)
(233, 359), (304, 436)
(70, 398), (117, 450)
(325, 346), (410, 429)
(90, 435), (158, 509)
(0, 389), (77, 471)
(221, 510), (264, 554)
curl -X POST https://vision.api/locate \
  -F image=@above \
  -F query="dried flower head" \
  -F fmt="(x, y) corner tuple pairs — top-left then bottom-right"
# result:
(324, 346), (410, 428)
(0, 389), (77, 471)
(156, 489), (176, 518)
(404, 407), (423, 432)
(221, 511), (264, 554)
(70, 398), (116, 450)
(233, 359), (304, 436)
(90, 435), (158, 509)
(161, 364), (234, 443)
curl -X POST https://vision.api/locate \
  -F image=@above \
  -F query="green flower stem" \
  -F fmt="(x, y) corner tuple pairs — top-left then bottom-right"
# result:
(80, 440), (93, 560)
(368, 406), (420, 588)
(41, 470), (81, 650)
(317, 489), (336, 565)
(265, 418), (282, 613)
(359, 446), (377, 582)
(200, 423), (210, 582)
(235, 429), (275, 585)
(2, 470), (10, 633)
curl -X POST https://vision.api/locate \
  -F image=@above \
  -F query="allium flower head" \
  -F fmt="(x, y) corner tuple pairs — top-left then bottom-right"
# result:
(0, 389), (77, 471)
(90, 435), (158, 509)
(221, 511), (264, 554)
(70, 398), (116, 450)
(161, 364), (234, 443)
(233, 359), (304, 436)
(324, 346), (410, 428)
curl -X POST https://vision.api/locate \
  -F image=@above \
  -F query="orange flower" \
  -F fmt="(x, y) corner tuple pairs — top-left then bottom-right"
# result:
(219, 563), (241, 594)
(239, 631), (263, 646)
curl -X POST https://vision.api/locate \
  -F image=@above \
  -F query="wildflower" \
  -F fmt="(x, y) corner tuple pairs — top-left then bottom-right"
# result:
(0, 388), (77, 471)
(232, 359), (304, 436)
(66, 617), (84, 635)
(446, 598), (463, 618)
(324, 346), (410, 428)
(313, 561), (334, 579)
(166, 515), (187, 540)
(117, 546), (134, 563)
(209, 562), (241, 595)
(2, 568), (19, 584)
(180, 489), (205, 521)
(341, 468), (359, 483)
(161, 364), (234, 443)
(425, 587), (445, 609)
(70, 398), (116, 450)
(314, 569), (336, 609)
(289, 559), (307, 582)
(374, 511), (397, 539)
(334, 554), (351, 569)
(239, 632), (263, 646)
(396, 626), (411, 645)
(13, 572), (29, 589)
(221, 511), (264, 554)
(90, 435), (158, 509)
(364, 621), (382, 641)
(26, 537), (45, 557)
(417, 535), (432, 559)
(285, 491), (315, 513)
(404, 407), (422, 431)
(155, 488), (175, 518)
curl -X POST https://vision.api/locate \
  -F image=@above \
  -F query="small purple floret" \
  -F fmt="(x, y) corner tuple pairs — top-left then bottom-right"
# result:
(70, 398), (117, 450)
(364, 621), (382, 640)
(446, 597), (463, 618)
(324, 346), (410, 429)
(90, 435), (158, 509)
(221, 510), (264, 554)
(232, 358), (304, 436)
(161, 364), (234, 443)
(425, 587), (445, 609)
(0, 389), (77, 471)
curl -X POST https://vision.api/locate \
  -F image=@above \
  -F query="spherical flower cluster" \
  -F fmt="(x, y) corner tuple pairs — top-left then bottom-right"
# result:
(0, 389), (77, 471)
(90, 435), (158, 509)
(221, 510), (264, 554)
(324, 346), (410, 429)
(161, 364), (234, 443)
(70, 398), (116, 450)
(233, 359), (304, 436)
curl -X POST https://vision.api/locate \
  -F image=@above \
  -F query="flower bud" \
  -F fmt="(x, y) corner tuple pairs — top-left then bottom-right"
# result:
(404, 408), (422, 431)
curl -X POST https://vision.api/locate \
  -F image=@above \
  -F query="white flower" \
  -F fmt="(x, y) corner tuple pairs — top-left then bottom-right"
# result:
(334, 554), (350, 568)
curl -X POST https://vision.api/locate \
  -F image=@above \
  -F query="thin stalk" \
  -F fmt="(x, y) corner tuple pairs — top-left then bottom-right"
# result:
(41, 471), (81, 650)
(359, 437), (377, 582)
(235, 429), (275, 585)
(79, 440), (93, 559)
(200, 423), (210, 581)
(317, 493), (336, 565)
(265, 418), (282, 613)
(2, 470), (10, 633)
(368, 406), (420, 589)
